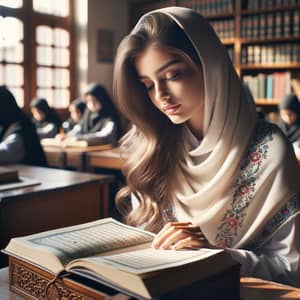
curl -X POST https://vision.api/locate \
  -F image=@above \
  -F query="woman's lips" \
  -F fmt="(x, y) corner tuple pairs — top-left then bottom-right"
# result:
(162, 103), (181, 115)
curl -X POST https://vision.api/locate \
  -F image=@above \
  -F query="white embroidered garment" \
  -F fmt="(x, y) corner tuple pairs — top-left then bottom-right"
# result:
(137, 7), (300, 248)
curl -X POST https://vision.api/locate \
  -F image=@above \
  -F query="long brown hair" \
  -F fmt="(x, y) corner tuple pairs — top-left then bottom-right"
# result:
(113, 13), (201, 232)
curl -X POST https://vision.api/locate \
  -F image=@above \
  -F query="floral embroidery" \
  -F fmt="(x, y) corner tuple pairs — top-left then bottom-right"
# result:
(248, 151), (262, 163)
(245, 194), (300, 251)
(214, 121), (275, 248)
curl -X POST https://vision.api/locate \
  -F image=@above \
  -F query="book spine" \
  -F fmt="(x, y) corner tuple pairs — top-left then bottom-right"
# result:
(266, 74), (273, 100)
(293, 11), (300, 36)
(283, 11), (291, 37)
(266, 13), (274, 38)
(259, 14), (267, 39)
(274, 12), (283, 38)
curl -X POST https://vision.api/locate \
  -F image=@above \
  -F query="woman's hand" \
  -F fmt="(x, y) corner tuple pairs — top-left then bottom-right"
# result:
(152, 222), (215, 250)
(55, 134), (65, 141)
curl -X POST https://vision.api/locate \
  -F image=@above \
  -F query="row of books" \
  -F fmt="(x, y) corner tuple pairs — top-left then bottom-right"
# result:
(243, 0), (300, 9)
(210, 19), (235, 39)
(243, 71), (291, 100)
(241, 43), (300, 65)
(241, 11), (300, 39)
(178, 0), (234, 16)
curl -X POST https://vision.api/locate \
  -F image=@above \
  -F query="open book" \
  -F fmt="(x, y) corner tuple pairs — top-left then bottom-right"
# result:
(4, 218), (239, 299)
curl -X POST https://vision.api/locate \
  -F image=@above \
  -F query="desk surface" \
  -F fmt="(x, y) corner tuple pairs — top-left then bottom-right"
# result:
(0, 268), (300, 300)
(0, 164), (112, 201)
(43, 143), (112, 153)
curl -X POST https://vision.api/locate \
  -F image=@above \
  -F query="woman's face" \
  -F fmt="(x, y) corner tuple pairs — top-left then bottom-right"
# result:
(31, 107), (45, 121)
(135, 46), (205, 138)
(280, 109), (297, 126)
(85, 94), (102, 113)
(69, 105), (82, 122)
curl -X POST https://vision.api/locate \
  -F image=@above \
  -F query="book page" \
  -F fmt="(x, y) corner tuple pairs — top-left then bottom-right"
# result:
(78, 248), (224, 274)
(30, 218), (155, 262)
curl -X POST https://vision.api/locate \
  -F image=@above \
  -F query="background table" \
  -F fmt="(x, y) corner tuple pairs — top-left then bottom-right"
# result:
(43, 144), (112, 171)
(86, 147), (123, 171)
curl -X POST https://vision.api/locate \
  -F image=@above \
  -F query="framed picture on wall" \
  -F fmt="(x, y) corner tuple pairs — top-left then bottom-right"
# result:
(97, 29), (114, 63)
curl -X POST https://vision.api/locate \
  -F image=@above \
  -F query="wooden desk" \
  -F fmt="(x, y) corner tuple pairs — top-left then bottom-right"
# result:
(86, 148), (123, 171)
(0, 165), (113, 267)
(0, 267), (300, 300)
(43, 144), (112, 171)
(240, 277), (300, 299)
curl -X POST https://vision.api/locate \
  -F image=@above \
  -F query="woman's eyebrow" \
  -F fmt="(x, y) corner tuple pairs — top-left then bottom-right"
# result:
(156, 58), (181, 74)
(138, 58), (181, 80)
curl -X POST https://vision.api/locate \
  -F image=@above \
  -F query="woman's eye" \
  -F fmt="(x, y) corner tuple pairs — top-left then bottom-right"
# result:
(165, 72), (181, 81)
(140, 80), (154, 92)
(145, 84), (154, 91)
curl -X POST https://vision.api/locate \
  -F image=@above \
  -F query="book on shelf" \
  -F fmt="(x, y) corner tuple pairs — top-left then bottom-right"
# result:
(3, 218), (240, 300)
(0, 166), (19, 183)
(41, 137), (112, 149)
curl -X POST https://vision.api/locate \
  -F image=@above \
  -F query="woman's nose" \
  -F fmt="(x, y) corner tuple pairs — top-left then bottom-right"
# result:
(154, 82), (169, 103)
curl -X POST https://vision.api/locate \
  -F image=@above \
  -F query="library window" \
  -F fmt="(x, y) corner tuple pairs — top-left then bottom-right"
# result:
(0, 16), (24, 106)
(0, 0), (73, 110)
(33, 0), (69, 17)
(0, 0), (22, 9)
(36, 25), (70, 108)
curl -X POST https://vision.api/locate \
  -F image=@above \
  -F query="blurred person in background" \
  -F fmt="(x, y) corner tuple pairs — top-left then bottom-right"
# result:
(30, 97), (61, 139)
(278, 94), (300, 161)
(62, 83), (121, 147)
(62, 98), (86, 135)
(0, 86), (46, 166)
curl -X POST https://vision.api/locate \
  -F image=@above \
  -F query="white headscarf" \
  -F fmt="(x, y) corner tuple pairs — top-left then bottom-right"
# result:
(137, 7), (300, 248)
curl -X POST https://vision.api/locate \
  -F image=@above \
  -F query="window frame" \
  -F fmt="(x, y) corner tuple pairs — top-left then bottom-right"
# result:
(0, 0), (75, 115)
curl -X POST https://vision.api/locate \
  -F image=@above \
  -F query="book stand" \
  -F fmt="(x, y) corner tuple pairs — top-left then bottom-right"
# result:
(8, 256), (241, 300)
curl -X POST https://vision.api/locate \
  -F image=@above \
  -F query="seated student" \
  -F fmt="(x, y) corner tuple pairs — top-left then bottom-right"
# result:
(64, 83), (121, 146)
(113, 7), (300, 287)
(278, 94), (300, 160)
(62, 98), (86, 134)
(30, 98), (61, 139)
(0, 86), (47, 166)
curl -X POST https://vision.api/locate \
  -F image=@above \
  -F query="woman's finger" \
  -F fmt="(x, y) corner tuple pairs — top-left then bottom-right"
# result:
(154, 226), (204, 249)
(152, 222), (192, 248)
(171, 236), (207, 250)
(159, 228), (193, 249)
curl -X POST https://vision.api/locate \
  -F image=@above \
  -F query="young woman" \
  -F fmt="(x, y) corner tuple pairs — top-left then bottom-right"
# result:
(113, 7), (300, 286)
(278, 94), (300, 161)
(0, 86), (46, 166)
(30, 98), (62, 139)
(62, 98), (86, 134)
(67, 83), (121, 146)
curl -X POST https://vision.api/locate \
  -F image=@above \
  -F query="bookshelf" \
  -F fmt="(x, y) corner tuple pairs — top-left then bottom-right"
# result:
(130, 0), (300, 120)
